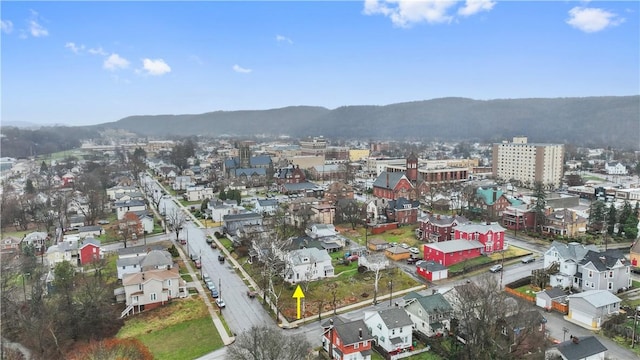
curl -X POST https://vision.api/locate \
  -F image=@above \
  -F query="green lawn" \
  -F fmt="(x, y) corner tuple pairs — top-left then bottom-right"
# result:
(117, 298), (223, 360)
(514, 284), (539, 296)
(448, 256), (493, 272)
(487, 246), (530, 261)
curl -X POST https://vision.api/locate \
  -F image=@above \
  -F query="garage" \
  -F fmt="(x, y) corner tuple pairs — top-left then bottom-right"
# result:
(569, 309), (593, 327)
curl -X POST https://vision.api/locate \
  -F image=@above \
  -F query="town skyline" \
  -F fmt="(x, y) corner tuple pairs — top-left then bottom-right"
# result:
(2, 1), (638, 126)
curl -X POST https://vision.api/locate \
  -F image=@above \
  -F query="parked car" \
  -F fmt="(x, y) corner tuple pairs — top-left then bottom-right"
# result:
(400, 243), (410, 249)
(409, 247), (420, 254)
(521, 256), (536, 264)
(206, 237), (213, 244)
(210, 286), (219, 298)
(218, 255), (225, 263)
(179, 239), (187, 245)
(215, 298), (226, 308)
(205, 280), (215, 290)
(489, 264), (503, 273)
(407, 257), (420, 264)
(203, 273), (211, 283)
(194, 259), (202, 269)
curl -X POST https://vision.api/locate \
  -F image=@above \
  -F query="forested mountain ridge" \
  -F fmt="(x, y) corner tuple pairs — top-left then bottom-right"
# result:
(91, 96), (639, 149)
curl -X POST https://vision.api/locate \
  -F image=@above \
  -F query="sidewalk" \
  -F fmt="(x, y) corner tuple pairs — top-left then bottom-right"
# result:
(175, 240), (235, 345)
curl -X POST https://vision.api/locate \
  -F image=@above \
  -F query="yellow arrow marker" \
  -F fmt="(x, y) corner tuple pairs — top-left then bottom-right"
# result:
(292, 285), (305, 319)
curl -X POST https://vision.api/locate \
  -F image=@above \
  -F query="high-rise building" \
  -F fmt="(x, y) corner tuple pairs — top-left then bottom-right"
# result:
(492, 136), (564, 189)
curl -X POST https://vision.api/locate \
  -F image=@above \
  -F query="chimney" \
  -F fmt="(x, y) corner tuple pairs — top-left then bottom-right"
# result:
(572, 336), (579, 344)
(599, 256), (606, 264)
(493, 188), (497, 203)
(359, 328), (363, 340)
(386, 173), (389, 188)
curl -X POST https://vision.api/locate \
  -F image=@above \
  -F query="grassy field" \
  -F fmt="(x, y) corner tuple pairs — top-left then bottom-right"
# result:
(487, 246), (531, 260)
(447, 256), (493, 272)
(116, 297), (223, 359)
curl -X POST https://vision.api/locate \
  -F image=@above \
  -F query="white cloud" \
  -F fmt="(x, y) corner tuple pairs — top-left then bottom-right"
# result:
(233, 64), (252, 73)
(458, 0), (496, 17)
(276, 35), (293, 44)
(65, 42), (84, 54)
(364, 0), (468, 27)
(1, 20), (13, 34)
(88, 47), (107, 56)
(28, 11), (48, 37)
(103, 53), (130, 71)
(141, 58), (171, 76)
(566, 6), (624, 33)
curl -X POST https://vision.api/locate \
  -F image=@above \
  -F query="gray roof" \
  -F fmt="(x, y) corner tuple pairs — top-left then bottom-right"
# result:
(80, 237), (101, 248)
(420, 214), (469, 227)
(567, 290), (621, 308)
(373, 171), (409, 189)
(377, 307), (413, 329)
(333, 318), (374, 345)
(549, 241), (598, 262)
(114, 199), (145, 207)
(542, 287), (566, 300)
(140, 250), (173, 269)
(426, 239), (484, 253)
(257, 199), (278, 207)
(235, 168), (267, 177)
(223, 212), (262, 221)
(117, 257), (142, 267)
(288, 247), (331, 266)
(579, 249), (627, 271)
(282, 182), (319, 191)
(417, 260), (447, 272)
(78, 225), (102, 232)
(455, 222), (506, 234)
(556, 336), (607, 360)
(117, 244), (165, 257)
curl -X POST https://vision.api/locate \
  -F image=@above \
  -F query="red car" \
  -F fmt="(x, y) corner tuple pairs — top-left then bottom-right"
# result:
(195, 259), (202, 269)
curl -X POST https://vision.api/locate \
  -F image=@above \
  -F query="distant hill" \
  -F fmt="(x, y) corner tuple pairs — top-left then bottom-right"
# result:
(90, 96), (640, 149)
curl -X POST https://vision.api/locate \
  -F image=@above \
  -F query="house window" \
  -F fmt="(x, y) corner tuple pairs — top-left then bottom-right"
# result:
(588, 271), (593, 278)
(139, 284), (143, 291)
(392, 329), (395, 335)
(418, 310), (422, 316)
(336, 338), (340, 346)
(608, 282), (613, 290)
(377, 324), (382, 330)
(354, 342), (359, 349)
(150, 293), (157, 301)
(609, 271), (614, 278)
(167, 279), (172, 286)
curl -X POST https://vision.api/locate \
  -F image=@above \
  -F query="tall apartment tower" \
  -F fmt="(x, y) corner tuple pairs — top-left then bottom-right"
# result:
(492, 136), (564, 189)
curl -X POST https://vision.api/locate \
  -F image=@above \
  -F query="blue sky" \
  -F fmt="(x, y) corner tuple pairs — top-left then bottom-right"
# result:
(1, 1), (638, 126)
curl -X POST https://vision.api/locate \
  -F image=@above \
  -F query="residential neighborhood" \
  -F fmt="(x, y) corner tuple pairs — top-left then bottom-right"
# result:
(1, 133), (640, 360)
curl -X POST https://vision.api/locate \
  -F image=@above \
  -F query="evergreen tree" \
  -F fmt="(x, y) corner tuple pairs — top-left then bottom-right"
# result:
(25, 179), (35, 194)
(219, 189), (227, 200)
(618, 201), (633, 236)
(532, 181), (547, 232)
(606, 204), (617, 236)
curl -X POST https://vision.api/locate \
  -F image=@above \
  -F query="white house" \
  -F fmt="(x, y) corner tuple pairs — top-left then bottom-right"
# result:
(604, 162), (627, 175)
(46, 242), (78, 268)
(121, 268), (187, 317)
(403, 292), (453, 337)
(283, 247), (334, 284)
(306, 223), (339, 239)
(116, 249), (173, 280)
(544, 241), (598, 289)
(115, 200), (147, 220)
(173, 176), (194, 191)
(364, 308), (413, 354)
(183, 186), (214, 202)
(253, 198), (278, 215)
(107, 185), (137, 201)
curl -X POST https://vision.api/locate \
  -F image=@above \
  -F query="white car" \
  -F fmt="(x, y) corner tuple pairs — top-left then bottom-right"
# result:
(489, 264), (503, 273)
(215, 298), (226, 308)
(409, 247), (420, 254)
(400, 243), (410, 249)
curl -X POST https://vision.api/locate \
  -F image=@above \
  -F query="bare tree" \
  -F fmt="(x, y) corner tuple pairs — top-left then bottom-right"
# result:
(450, 275), (548, 360)
(226, 325), (311, 360)
(165, 208), (187, 241)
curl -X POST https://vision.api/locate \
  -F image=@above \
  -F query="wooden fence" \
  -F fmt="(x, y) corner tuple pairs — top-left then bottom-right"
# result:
(504, 286), (535, 303)
(551, 300), (568, 314)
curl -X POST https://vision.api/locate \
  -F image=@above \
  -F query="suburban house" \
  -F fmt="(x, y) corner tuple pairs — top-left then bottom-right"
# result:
(365, 198), (390, 224)
(403, 292), (453, 337)
(364, 308), (414, 355)
(121, 267), (187, 316)
(115, 200), (147, 220)
(130, 210), (154, 234)
(578, 250), (631, 293)
(78, 237), (101, 265)
(367, 238), (391, 251)
(501, 204), (535, 233)
(604, 162), (627, 175)
(206, 198), (244, 223)
(183, 185), (214, 202)
(416, 260), (448, 281)
(566, 290), (621, 329)
(542, 209), (588, 238)
(107, 185), (137, 201)
(324, 181), (355, 203)
(544, 241), (630, 293)
(172, 175), (194, 191)
(117, 249), (174, 280)
(67, 215), (86, 229)
(416, 214), (469, 242)
(46, 242), (79, 267)
(223, 212), (262, 235)
(468, 186), (513, 219)
(21, 231), (48, 254)
(276, 165), (308, 185)
(322, 317), (374, 360)
(545, 335), (607, 360)
(453, 222), (506, 253)
(424, 240), (485, 267)
(282, 247), (334, 284)
(385, 197), (420, 225)
(1, 236), (22, 254)
(78, 225), (104, 238)
(372, 171), (414, 200)
(253, 198), (278, 215)
(306, 223), (339, 239)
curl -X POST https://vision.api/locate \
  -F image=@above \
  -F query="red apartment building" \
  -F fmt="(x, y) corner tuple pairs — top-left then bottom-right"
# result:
(416, 214), (470, 242)
(453, 222), (506, 253)
(322, 317), (374, 360)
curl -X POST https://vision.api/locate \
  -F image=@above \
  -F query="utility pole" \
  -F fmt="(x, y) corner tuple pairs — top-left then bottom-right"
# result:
(633, 307), (640, 348)
(388, 278), (393, 306)
(499, 250), (505, 289)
